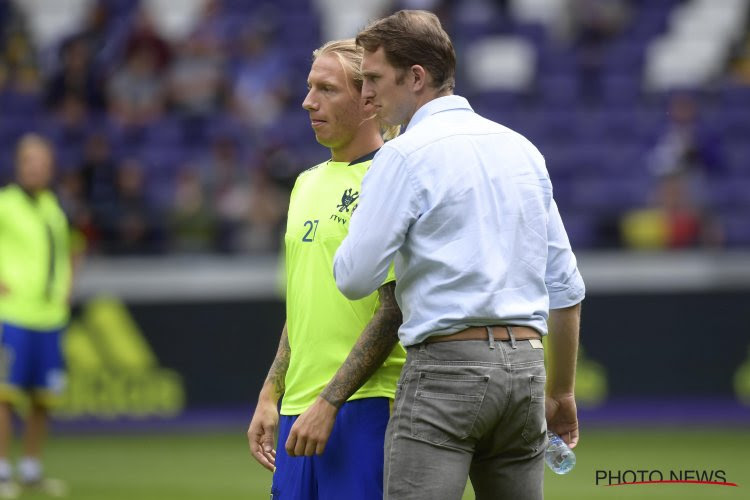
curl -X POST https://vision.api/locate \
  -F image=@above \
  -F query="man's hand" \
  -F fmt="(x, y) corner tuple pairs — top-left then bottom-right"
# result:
(0, 282), (9, 296)
(546, 392), (579, 449)
(285, 397), (338, 457)
(247, 398), (279, 472)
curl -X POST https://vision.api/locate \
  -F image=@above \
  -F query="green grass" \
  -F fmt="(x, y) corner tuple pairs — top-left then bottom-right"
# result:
(19, 427), (749, 499)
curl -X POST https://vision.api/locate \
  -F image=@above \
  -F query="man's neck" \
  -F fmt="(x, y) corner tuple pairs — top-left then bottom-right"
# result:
(330, 134), (383, 163)
(17, 183), (41, 199)
(403, 89), (453, 128)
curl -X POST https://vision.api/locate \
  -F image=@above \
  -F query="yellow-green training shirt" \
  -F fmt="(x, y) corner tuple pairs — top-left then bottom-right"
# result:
(0, 184), (72, 330)
(282, 151), (406, 415)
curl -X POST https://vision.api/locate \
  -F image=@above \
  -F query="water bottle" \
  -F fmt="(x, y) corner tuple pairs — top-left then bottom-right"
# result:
(545, 430), (576, 474)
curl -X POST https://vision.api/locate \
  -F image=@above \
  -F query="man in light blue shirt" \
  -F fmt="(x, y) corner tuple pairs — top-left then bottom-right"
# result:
(288, 10), (585, 499)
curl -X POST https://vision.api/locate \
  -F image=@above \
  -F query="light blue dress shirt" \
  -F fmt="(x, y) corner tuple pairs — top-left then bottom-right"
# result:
(333, 95), (585, 346)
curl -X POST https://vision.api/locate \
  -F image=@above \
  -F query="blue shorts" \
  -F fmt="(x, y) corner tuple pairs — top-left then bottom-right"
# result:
(271, 397), (390, 500)
(0, 323), (66, 406)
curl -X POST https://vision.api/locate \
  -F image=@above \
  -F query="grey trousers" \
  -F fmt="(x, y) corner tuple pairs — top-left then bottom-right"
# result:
(384, 334), (547, 500)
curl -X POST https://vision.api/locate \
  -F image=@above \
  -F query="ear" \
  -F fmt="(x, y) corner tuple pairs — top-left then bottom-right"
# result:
(410, 65), (427, 92)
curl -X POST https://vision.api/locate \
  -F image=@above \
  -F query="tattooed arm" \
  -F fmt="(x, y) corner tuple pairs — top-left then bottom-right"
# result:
(285, 283), (401, 456)
(247, 322), (290, 471)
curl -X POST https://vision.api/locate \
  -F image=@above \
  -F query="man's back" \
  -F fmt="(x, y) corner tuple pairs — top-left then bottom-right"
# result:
(338, 96), (585, 345)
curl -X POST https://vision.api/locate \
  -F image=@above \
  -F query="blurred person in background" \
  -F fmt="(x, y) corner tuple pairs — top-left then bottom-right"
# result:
(0, 134), (72, 498)
(167, 33), (226, 128)
(237, 167), (288, 253)
(106, 45), (165, 128)
(167, 164), (216, 253)
(229, 20), (291, 130)
(199, 135), (250, 252)
(622, 92), (726, 250)
(44, 35), (103, 112)
(649, 92), (725, 183)
(48, 92), (90, 165)
(620, 170), (724, 250)
(246, 38), (404, 499)
(99, 158), (162, 255)
(77, 133), (118, 252)
(0, 5), (41, 96)
(123, 8), (173, 73)
(568, 0), (629, 102)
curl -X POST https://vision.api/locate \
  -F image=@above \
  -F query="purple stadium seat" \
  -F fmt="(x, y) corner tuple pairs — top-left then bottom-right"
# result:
(543, 144), (581, 180)
(536, 46), (577, 75)
(601, 73), (642, 109)
(0, 90), (43, 117)
(723, 140), (750, 174)
(537, 74), (580, 110)
(538, 109), (580, 142)
(511, 22), (548, 48)
(471, 91), (524, 116)
(603, 42), (645, 73)
(720, 82), (750, 110)
(718, 109), (750, 144)
(558, 211), (599, 248)
(707, 176), (750, 210)
(721, 211), (750, 246)
(568, 177), (650, 212)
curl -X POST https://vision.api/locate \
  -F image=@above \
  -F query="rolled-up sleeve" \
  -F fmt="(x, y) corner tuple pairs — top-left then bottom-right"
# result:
(334, 146), (421, 299)
(545, 198), (586, 309)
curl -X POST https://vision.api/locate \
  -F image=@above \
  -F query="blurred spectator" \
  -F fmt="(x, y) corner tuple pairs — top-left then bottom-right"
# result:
(80, 134), (117, 203)
(568, 0), (629, 102)
(72, 0), (116, 64)
(624, 92), (726, 250)
(189, 0), (232, 52)
(167, 35), (226, 118)
(168, 165), (216, 253)
(199, 136), (250, 252)
(229, 23), (290, 129)
(648, 92), (725, 199)
(621, 171), (723, 250)
(238, 167), (288, 253)
(124, 8), (173, 72)
(101, 159), (163, 255)
(0, 7), (41, 94)
(107, 46), (165, 127)
(45, 36), (104, 111)
(47, 92), (91, 169)
(79, 133), (118, 245)
(730, 33), (750, 84)
(57, 168), (98, 251)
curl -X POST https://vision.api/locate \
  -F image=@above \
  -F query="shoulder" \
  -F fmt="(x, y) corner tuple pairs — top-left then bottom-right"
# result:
(0, 185), (17, 206)
(299, 160), (328, 177)
(293, 160), (326, 187)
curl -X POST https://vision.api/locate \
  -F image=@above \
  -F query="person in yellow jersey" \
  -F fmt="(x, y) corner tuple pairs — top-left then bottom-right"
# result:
(246, 39), (404, 499)
(0, 134), (72, 498)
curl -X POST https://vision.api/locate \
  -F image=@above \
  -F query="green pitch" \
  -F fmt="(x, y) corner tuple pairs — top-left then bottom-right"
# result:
(24, 427), (749, 499)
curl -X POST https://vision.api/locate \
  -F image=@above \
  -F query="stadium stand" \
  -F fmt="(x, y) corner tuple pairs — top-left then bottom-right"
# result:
(0, 0), (748, 255)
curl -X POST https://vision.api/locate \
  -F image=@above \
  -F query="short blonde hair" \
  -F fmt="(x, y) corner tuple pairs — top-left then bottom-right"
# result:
(313, 39), (401, 141)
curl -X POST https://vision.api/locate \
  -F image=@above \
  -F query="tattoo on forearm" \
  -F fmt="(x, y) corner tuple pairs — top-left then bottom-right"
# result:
(265, 324), (290, 398)
(321, 283), (401, 408)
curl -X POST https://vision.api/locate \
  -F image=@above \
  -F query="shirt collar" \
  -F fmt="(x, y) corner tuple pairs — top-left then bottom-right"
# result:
(348, 148), (379, 165)
(406, 95), (473, 132)
(327, 147), (381, 167)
